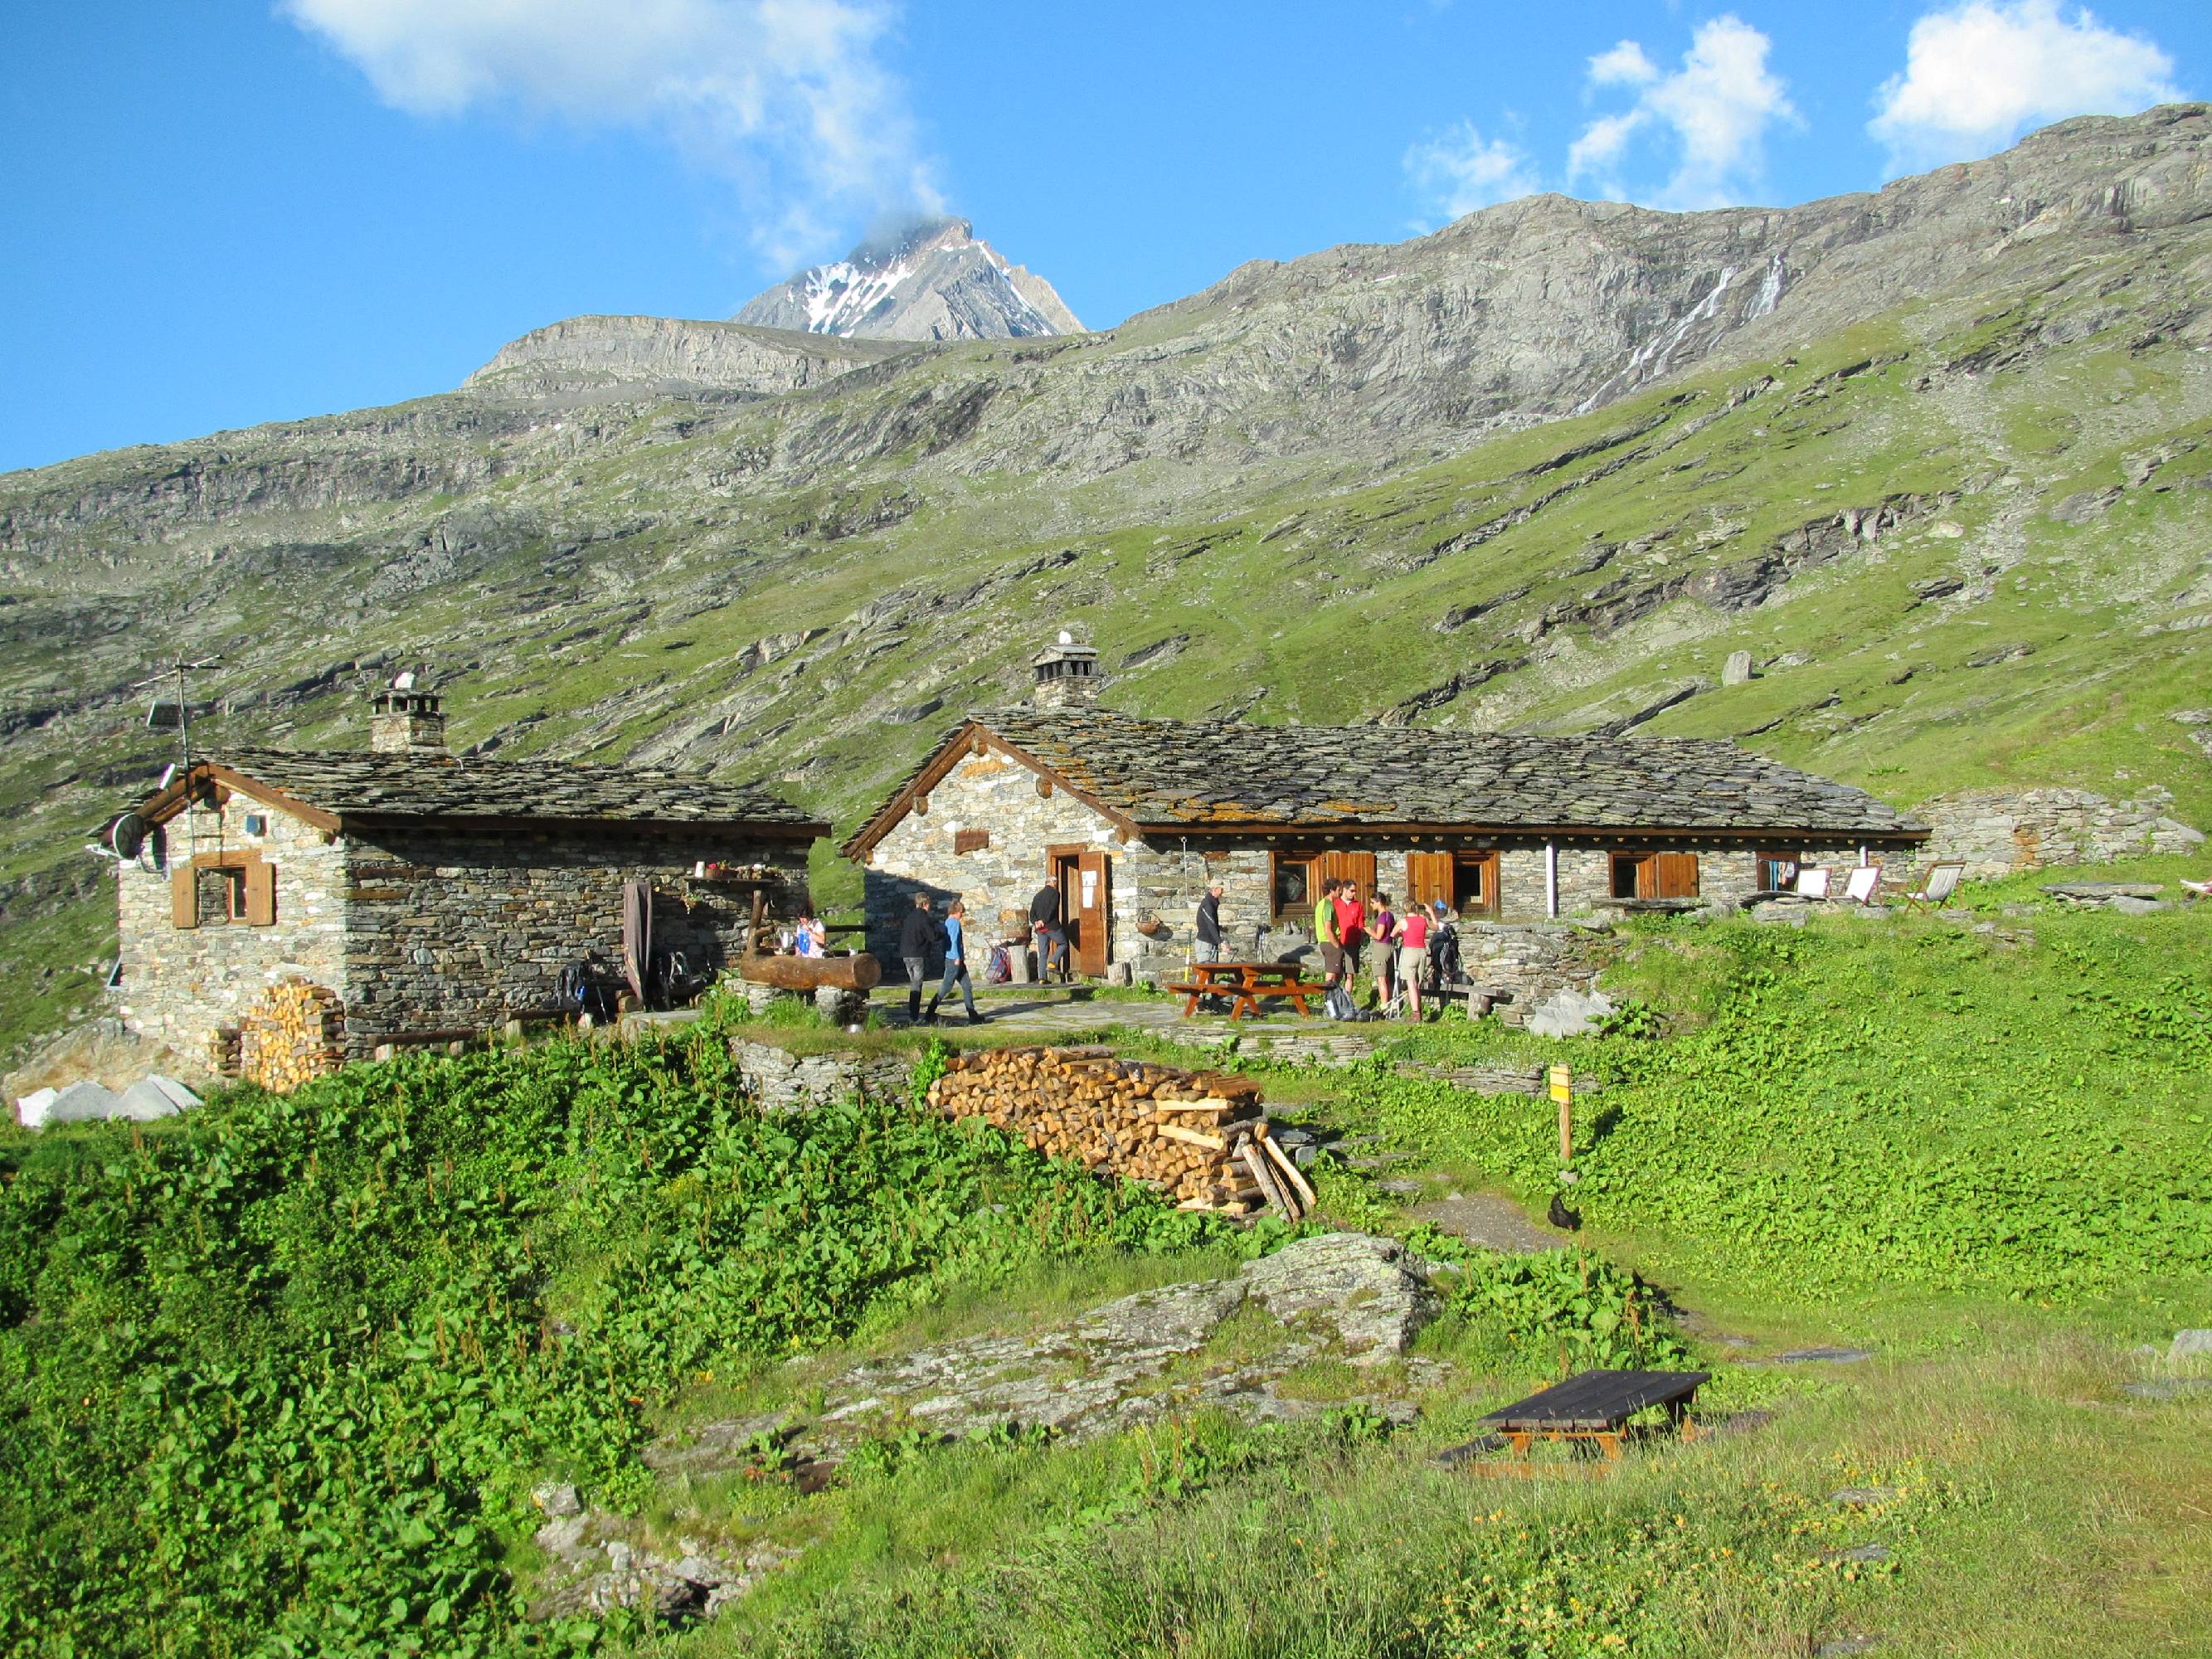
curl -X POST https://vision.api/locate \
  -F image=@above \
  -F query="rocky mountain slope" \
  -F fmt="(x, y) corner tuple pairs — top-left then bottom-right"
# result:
(734, 216), (1082, 341)
(2, 105), (2210, 1053)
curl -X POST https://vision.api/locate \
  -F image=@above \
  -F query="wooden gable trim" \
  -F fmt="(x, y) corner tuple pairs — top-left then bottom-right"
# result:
(839, 722), (1140, 862)
(139, 763), (343, 834)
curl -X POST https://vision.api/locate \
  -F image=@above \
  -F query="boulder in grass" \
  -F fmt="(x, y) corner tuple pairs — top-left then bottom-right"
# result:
(44, 1081), (124, 1125)
(2172, 1330), (2212, 1362)
(14, 1087), (57, 1129)
(1527, 990), (1615, 1039)
(115, 1075), (201, 1120)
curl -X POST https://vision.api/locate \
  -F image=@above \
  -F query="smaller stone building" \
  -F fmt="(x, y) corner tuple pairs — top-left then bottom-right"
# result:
(111, 684), (825, 1072)
(845, 651), (1926, 983)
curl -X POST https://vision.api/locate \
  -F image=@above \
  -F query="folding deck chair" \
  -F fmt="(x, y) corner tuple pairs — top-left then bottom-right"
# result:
(1903, 861), (1966, 913)
(1839, 864), (1884, 906)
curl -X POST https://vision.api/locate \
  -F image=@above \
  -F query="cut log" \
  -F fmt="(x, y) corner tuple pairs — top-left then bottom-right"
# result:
(1257, 1128), (1319, 1211)
(737, 952), (883, 992)
(1240, 1142), (1296, 1219)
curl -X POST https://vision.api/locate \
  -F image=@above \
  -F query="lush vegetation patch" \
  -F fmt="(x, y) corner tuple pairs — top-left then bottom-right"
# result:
(1330, 910), (2212, 1304)
(0, 1034), (1250, 1656)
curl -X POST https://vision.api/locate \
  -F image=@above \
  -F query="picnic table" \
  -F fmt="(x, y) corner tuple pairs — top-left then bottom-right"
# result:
(1437, 1368), (1710, 1473)
(1164, 960), (1321, 1021)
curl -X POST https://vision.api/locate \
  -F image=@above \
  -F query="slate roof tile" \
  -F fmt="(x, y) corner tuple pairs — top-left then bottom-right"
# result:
(167, 748), (824, 830)
(868, 708), (1922, 840)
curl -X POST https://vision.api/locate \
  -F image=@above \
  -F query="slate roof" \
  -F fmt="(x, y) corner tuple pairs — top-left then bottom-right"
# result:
(147, 747), (825, 831)
(848, 708), (1922, 851)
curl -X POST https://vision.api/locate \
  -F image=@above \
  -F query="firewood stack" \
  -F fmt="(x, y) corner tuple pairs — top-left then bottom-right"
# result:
(238, 979), (346, 1093)
(207, 1024), (243, 1079)
(926, 1045), (1317, 1219)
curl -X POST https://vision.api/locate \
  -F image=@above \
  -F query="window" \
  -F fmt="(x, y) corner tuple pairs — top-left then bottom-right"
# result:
(953, 829), (990, 856)
(171, 853), (276, 929)
(243, 812), (268, 836)
(1271, 854), (1313, 918)
(1611, 851), (1699, 900)
(1755, 849), (1801, 893)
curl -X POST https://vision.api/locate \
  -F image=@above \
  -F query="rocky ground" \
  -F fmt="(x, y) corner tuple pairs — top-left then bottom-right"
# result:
(528, 1233), (1444, 1623)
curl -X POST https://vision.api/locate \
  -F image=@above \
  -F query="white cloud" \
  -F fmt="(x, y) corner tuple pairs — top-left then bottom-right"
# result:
(281, 0), (939, 268)
(1404, 121), (1542, 222)
(1587, 41), (1658, 88)
(1869, 1), (2184, 172)
(1568, 15), (1798, 209)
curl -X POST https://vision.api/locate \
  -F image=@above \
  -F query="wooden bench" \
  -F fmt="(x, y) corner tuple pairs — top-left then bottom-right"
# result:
(1437, 1368), (1710, 1474)
(1165, 961), (1321, 1021)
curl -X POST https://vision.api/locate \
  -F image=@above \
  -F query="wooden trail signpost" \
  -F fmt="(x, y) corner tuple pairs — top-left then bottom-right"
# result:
(1549, 1063), (1573, 1165)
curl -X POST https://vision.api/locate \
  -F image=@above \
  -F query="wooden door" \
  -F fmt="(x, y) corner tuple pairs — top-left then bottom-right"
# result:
(1074, 850), (1111, 975)
(1650, 852), (1700, 898)
(1404, 852), (1453, 914)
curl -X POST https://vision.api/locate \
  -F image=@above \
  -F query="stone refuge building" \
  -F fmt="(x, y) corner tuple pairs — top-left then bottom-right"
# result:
(845, 646), (1926, 983)
(110, 682), (826, 1071)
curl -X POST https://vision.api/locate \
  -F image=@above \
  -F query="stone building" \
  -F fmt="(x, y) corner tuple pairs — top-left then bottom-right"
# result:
(110, 683), (826, 1070)
(845, 649), (1926, 982)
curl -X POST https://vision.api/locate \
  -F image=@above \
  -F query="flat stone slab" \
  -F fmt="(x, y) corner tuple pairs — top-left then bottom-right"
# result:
(1407, 1192), (1562, 1254)
(2041, 883), (2163, 899)
(1772, 1345), (1875, 1365)
(2124, 1379), (2212, 1401)
(653, 1233), (1445, 1472)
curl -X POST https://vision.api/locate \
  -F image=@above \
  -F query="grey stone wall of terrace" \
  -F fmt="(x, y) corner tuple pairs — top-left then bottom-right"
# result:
(340, 822), (812, 1054)
(114, 796), (349, 1065)
(1915, 786), (2203, 878)
(730, 1039), (912, 1115)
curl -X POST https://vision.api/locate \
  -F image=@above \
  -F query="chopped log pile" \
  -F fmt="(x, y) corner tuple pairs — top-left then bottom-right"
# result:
(236, 980), (345, 1093)
(926, 1045), (1317, 1219)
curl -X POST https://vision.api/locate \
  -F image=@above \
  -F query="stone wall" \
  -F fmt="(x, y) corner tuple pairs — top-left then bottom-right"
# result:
(1457, 922), (1616, 1024)
(115, 795), (350, 1064)
(729, 1039), (912, 1115)
(342, 822), (812, 1053)
(1914, 786), (2204, 878)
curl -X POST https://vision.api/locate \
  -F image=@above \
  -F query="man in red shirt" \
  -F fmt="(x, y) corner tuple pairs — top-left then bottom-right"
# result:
(1334, 882), (1366, 981)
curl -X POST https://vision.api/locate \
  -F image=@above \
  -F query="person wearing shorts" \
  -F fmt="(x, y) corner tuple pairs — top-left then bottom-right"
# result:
(1367, 890), (1397, 1009)
(1314, 877), (1345, 985)
(1396, 902), (1432, 1020)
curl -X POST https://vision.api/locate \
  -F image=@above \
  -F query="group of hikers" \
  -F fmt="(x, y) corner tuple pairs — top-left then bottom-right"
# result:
(1190, 874), (1459, 1020)
(892, 879), (1078, 1025)
(885, 873), (1460, 1026)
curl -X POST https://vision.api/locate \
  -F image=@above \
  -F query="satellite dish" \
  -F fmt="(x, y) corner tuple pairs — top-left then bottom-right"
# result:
(1057, 630), (1073, 645)
(109, 811), (146, 860)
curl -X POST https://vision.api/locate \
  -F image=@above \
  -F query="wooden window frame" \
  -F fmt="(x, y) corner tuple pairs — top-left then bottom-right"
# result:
(171, 849), (276, 930)
(1271, 852), (1316, 921)
(1611, 850), (1699, 900)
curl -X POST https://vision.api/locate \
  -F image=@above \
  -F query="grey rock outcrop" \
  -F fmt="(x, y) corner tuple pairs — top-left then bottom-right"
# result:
(650, 1233), (1445, 1474)
(462, 315), (907, 401)
(736, 217), (1082, 342)
(1527, 990), (1616, 1039)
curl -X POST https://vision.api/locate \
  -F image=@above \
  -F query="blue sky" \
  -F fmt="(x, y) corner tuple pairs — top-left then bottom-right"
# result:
(3, 1), (2204, 474)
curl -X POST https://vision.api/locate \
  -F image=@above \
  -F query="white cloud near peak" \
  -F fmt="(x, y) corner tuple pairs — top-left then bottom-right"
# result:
(281, 0), (940, 268)
(1587, 41), (1658, 88)
(1568, 16), (1797, 210)
(1404, 122), (1542, 224)
(1869, 1), (2184, 172)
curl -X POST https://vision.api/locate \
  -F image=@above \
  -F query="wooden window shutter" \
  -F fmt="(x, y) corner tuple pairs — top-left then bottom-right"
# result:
(1317, 851), (1378, 893)
(1405, 852), (1452, 912)
(953, 829), (989, 856)
(171, 864), (199, 930)
(244, 858), (277, 927)
(1652, 852), (1699, 899)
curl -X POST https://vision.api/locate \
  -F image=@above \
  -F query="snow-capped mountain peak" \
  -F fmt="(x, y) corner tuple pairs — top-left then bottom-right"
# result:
(736, 217), (1082, 343)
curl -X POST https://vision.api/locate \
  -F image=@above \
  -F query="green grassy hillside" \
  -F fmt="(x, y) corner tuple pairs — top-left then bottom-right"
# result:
(3, 891), (2205, 1656)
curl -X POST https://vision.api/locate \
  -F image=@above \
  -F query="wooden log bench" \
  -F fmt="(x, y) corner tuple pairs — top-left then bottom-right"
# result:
(1435, 1369), (1710, 1475)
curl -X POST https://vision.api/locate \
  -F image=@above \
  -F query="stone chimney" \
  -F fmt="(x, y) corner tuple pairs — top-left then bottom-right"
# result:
(1031, 632), (1103, 708)
(368, 672), (448, 755)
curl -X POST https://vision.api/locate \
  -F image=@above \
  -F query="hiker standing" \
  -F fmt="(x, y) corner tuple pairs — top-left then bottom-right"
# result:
(1313, 876), (1344, 989)
(1367, 890), (1397, 1010)
(1031, 880), (1072, 983)
(1194, 881), (1226, 964)
(1396, 902), (1432, 1021)
(897, 893), (936, 1024)
(926, 898), (984, 1025)
(1334, 881), (1366, 984)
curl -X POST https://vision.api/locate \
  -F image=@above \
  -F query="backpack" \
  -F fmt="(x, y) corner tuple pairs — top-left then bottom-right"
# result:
(1325, 982), (1359, 1021)
(986, 944), (1012, 985)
